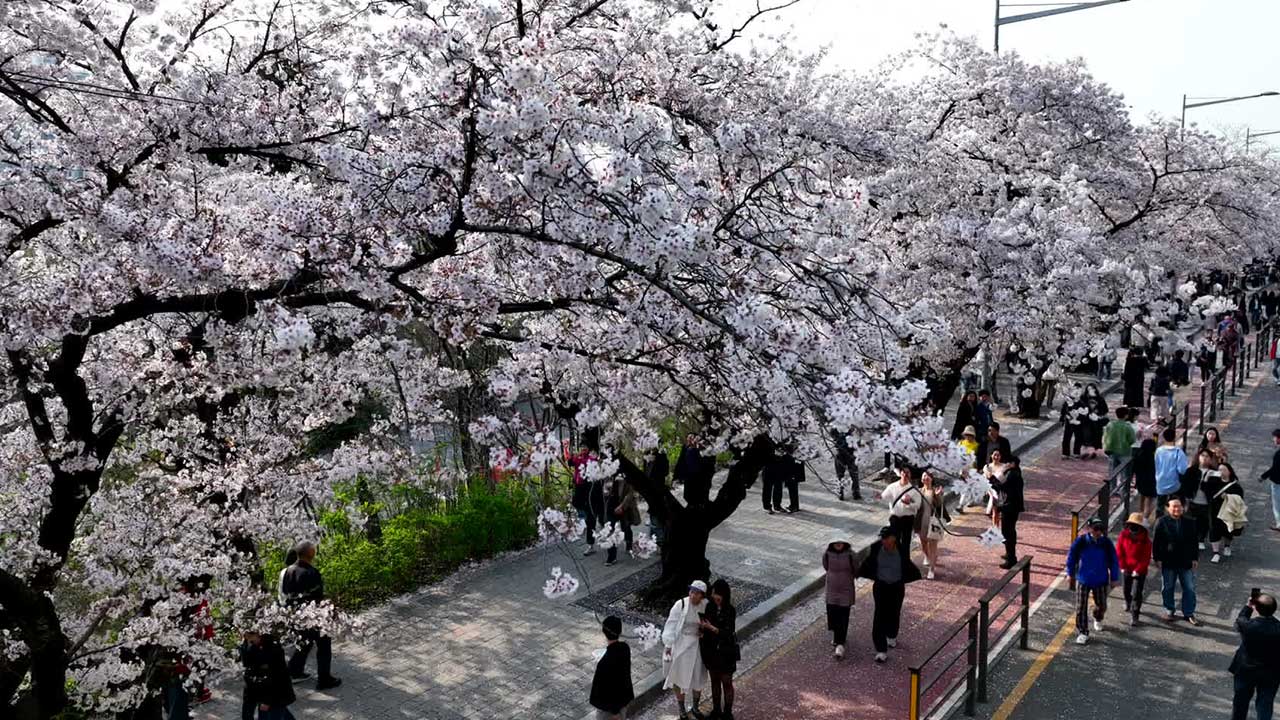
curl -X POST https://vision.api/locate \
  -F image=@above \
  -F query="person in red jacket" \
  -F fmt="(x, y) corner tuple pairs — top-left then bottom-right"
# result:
(1116, 513), (1153, 626)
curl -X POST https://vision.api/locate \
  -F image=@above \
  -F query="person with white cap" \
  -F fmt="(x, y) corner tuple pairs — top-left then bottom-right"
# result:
(1115, 512), (1153, 625)
(662, 580), (709, 719)
(857, 526), (923, 663)
(822, 538), (857, 659)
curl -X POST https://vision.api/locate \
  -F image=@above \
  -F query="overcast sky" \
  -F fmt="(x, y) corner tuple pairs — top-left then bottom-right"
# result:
(729, 0), (1280, 145)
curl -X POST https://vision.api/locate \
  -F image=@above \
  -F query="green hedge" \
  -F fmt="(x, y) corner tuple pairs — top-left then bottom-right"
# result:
(297, 484), (537, 611)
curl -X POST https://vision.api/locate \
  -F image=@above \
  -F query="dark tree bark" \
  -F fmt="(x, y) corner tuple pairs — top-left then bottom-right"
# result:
(585, 432), (774, 606)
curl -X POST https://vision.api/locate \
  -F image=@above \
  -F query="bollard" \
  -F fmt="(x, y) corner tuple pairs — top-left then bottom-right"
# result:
(1020, 561), (1032, 650)
(965, 617), (977, 717)
(977, 599), (989, 703)
(908, 667), (921, 720)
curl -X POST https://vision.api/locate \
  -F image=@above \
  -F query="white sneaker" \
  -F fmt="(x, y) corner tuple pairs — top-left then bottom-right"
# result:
(1076, 633), (1089, 645)
(887, 638), (898, 648)
(583, 545), (596, 556)
(835, 644), (845, 659)
(927, 569), (936, 580)
(1092, 619), (1103, 632)
(1223, 546), (1233, 557)
(1198, 542), (1206, 551)
(1211, 553), (1221, 564)
(875, 652), (887, 663)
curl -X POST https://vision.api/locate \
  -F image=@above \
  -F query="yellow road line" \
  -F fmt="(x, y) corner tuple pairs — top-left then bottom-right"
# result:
(989, 615), (1076, 720)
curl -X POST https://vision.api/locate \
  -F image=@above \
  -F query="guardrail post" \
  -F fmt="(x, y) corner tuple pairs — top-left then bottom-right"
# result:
(909, 666), (921, 720)
(977, 597), (990, 703)
(1068, 513), (1078, 591)
(1122, 466), (1132, 519)
(1020, 559), (1032, 650)
(965, 616), (977, 717)
(1098, 482), (1109, 528)
(1231, 358), (1238, 396)
(1198, 382), (1206, 434)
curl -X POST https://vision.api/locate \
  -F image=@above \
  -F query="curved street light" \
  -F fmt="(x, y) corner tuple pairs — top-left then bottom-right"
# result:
(1181, 92), (1280, 138)
(995, 0), (1132, 53)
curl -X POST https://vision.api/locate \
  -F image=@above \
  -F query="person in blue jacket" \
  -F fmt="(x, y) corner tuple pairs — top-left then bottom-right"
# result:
(1067, 517), (1121, 646)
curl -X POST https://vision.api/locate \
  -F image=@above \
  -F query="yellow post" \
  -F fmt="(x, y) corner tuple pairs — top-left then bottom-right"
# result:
(909, 669), (921, 720)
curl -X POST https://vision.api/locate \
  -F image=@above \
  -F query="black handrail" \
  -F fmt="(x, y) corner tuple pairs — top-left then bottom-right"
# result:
(975, 557), (1033, 702)
(908, 610), (978, 720)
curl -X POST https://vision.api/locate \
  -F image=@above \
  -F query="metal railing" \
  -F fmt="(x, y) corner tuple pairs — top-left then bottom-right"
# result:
(976, 557), (1033, 702)
(907, 557), (1035, 719)
(908, 608), (978, 720)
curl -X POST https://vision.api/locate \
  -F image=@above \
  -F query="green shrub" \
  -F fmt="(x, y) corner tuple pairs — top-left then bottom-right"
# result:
(312, 483), (537, 611)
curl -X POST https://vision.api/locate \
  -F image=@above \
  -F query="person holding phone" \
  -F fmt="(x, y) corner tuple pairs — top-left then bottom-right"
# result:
(662, 581), (709, 719)
(1229, 591), (1280, 720)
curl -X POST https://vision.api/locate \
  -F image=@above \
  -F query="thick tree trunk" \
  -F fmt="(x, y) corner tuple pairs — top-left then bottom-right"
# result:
(592, 432), (774, 608)
(0, 568), (67, 719)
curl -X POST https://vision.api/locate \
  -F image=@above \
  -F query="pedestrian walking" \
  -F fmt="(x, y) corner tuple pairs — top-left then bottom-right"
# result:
(991, 456), (1025, 570)
(1103, 407), (1137, 480)
(823, 539), (857, 659)
(952, 391), (977, 441)
(1148, 367), (1171, 424)
(571, 445), (607, 555)
(281, 541), (341, 690)
(974, 390), (994, 440)
(1260, 429), (1280, 531)
(1081, 383), (1108, 459)
(858, 527), (923, 663)
(589, 616), (634, 720)
(980, 449), (1013, 530)
(1116, 513), (1152, 625)
(1153, 497), (1202, 626)
(1122, 350), (1147, 409)
(958, 426), (979, 465)
(662, 581), (709, 719)
(1154, 428), (1189, 515)
(699, 579), (739, 720)
(643, 448), (670, 545)
(1066, 517), (1120, 645)
(1196, 338), (1218, 385)
(1180, 449), (1219, 551)
(881, 467), (923, 550)
(240, 632), (296, 720)
(1230, 592), (1280, 720)
(1133, 424), (1160, 521)
(1198, 426), (1230, 463)
(831, 430), (863, 501)
(1270, 337), (1280, 386)
(1207, 462), (1246, 563)
(918, 472), (950, 579)
(762, 448), (804, 514)
(1060, 393), (1087, 459)
(976, 422), (1012, 467)
(604, 474), (639, 566)
(1169, 350), (1192, 387)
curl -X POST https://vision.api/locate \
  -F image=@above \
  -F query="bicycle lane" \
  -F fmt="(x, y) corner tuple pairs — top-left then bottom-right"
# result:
(728, 403), (1136, 719)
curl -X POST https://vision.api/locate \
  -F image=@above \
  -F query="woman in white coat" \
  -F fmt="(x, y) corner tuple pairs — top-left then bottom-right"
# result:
(662, 580), (709, 719)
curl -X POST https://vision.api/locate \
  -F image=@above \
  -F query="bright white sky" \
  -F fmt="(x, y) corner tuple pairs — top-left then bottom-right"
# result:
(725, 0), (1280, 145)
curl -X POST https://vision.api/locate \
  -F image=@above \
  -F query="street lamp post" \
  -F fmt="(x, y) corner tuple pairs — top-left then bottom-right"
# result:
(1181, 92), (1280, 138)
(995, 0), (1131, 53)
(1246, 128), (1280, 152)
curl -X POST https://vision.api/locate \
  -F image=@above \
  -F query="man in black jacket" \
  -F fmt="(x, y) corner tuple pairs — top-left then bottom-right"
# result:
(240, 632), (295, 720)
(282, 541), (342, 690)
(1260, 429), (1280, 531)
(976, 422), (1013, 469)
(994, 456), (1026, 569)
(1153, 498), (1202, 626)
(1230, 593), (1280, 720)
(858, 527), (923, 663)
(589, 616), (634, 720)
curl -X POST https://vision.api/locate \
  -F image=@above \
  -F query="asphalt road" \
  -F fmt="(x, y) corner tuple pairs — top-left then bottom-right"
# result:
(974, 379), (1280, 720)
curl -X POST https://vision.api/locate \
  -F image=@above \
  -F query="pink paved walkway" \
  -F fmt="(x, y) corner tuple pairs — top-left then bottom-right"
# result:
(730, 364), (1255, 720)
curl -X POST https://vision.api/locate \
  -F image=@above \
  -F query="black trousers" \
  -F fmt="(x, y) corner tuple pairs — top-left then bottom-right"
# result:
(761, 477), (781, 510)
(872, 582), (906, 652)
(1122, 571), (1146, 616)
(1190, 503), (1211, 544)
(888, 514), (914, 550)
(827, 603), (851, 646)
(581, 481), (605, 544)
(605, 519), (633, 563)
(1002, 510), (1020, 563)
(785, 479), (800, 511)
(1232, 674), (1278, 720)
(1062, 424), (1083, 456)
(287, 629), (332, 680)
(834, 455), (862, 499)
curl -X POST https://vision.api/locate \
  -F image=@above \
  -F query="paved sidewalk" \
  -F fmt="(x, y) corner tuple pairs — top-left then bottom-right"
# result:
(196, 328), (1202, 720)
(973, 373), (1277, 720)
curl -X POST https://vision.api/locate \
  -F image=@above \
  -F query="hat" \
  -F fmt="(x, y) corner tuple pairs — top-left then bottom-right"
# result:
(1088, 517), (1106, 530)
(962, 426), (976, 437)
(878, 526), (895, 539)
(1124, 512), (1147, 529)
(601, 615), (622, 639)
(689, 580), (708, 594)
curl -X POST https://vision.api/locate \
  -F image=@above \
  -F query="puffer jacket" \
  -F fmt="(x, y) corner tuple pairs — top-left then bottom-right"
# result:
(1115, 526), (1152, 575)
